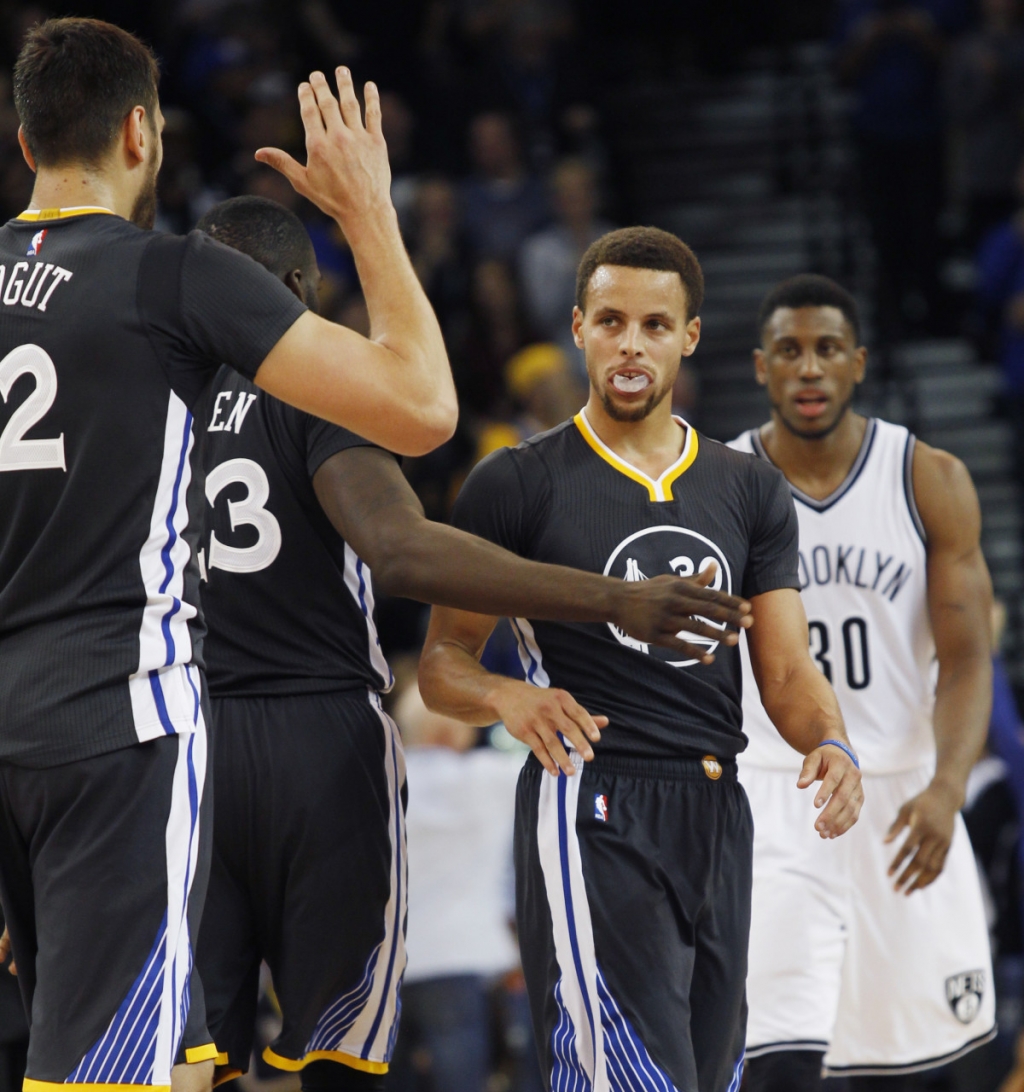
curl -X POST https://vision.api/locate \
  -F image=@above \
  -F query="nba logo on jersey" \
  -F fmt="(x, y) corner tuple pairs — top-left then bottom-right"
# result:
(594, 794), (609, 822)
(946, 970), (985, 1024)
(27, 229), (47, 257)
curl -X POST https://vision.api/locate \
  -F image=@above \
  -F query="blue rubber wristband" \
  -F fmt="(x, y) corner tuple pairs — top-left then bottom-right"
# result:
(819, 739), (860, 769)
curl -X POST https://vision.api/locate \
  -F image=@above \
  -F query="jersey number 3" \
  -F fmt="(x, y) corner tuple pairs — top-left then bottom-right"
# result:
(0, 344), (66, 472)
(205, 457), (282, 574)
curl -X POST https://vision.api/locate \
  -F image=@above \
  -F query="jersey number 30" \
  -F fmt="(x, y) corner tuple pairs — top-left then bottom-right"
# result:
(808, 617), (871, 690)
(205, 457), (282, 573)
(0, 344), (66, 472)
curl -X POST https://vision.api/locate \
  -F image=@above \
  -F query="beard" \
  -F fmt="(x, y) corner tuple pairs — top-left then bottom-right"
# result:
(598, 379), (671, 422)
(130, 159), (159, 230)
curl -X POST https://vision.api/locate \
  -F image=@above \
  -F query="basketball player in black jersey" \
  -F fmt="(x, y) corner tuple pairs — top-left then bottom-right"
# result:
(419, 227), (865, 1092)
(192, 196), (756, 1092)
(0, 17), (457, 1092)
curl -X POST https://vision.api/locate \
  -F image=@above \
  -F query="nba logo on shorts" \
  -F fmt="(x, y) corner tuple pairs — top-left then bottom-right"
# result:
(945, 970), (985, 1024)
(27, 229), (47, 257)
(594, 794), (609, 822)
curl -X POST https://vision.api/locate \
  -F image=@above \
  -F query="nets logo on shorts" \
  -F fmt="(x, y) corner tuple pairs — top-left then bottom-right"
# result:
(603, 525), (732, 667)
(945, 970), (985, 1024)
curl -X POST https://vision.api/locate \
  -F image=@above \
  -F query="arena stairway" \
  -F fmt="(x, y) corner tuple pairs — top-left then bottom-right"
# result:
(603, 46), (1024, 681)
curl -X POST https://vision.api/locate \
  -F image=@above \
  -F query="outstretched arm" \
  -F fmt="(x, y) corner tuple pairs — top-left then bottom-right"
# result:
(313, 446), (753, 657)
(885, 444), (992, 893)
(746, 587), (863, 838)
(253, 69), (457, 456)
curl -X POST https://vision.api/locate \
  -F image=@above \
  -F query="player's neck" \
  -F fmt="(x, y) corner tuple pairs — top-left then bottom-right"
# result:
(27, 166), (132, 220)
(759, 410), (868, 501)
(583, 393), (686, 480)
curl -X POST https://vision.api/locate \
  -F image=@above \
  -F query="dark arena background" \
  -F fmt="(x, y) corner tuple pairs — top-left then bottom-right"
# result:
(2, 0), (1024, 1090)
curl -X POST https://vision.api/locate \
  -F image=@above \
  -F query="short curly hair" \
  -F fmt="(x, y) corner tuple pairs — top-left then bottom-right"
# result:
(757, 274), (861, 344)
(575, 226), (704, 319)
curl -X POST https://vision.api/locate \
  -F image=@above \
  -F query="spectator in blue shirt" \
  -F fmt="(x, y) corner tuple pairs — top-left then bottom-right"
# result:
(460, 112), (550, 261)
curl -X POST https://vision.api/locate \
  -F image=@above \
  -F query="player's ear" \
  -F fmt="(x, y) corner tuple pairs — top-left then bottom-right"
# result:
(681, 315), (701, 357)
(283, 269), (306, 305)
(123, 106), (147, 166)
(853, 345), (867, 384)
(17, 127), (36, 173)
(572, 305), (585, 350)
(753, 348), (767, 386)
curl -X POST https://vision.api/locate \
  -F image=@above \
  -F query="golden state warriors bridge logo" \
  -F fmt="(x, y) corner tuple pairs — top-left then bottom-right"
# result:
(604, 525), (732, 668)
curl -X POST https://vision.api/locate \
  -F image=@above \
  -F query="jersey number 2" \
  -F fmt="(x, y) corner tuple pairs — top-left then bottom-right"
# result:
(808, 617), (871, 690)
(0, 344), (66, 472)
(205, 458), (282, 573)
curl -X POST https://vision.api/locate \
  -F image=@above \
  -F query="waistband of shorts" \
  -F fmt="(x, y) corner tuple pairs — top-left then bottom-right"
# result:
(210, 683), (375, 705)
(529, 750), (737, 782)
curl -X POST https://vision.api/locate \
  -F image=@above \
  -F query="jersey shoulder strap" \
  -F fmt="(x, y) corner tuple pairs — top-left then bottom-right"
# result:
(726, 428), (758, 455)
(866, 418), (927, 544)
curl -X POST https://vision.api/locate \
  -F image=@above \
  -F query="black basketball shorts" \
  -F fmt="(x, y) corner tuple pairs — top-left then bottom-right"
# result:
(198, 688), (406, 1083)
(0, 729), (215, 1089)
(515, 750), (752, 1092)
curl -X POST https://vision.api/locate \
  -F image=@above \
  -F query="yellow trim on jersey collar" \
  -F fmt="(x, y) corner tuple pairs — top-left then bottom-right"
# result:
(263, 1046), (388, 1074)
(17, 206), (116, 222)
(573, 408), (698, 502)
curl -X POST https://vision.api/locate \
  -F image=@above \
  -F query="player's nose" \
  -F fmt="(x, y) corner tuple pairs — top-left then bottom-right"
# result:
(620, 322), (643, 355)
(796, 349), (825, 378)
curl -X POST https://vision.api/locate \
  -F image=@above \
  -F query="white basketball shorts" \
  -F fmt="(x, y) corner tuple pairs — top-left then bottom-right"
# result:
(739, 762), (995, 1076)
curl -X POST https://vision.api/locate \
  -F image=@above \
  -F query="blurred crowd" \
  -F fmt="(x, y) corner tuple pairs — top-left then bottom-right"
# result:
(834, 0), (1024, 463)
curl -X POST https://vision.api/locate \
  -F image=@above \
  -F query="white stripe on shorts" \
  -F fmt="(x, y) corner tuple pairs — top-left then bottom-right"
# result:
(67, 688), (207, 1085)
(299, 690), (407, 1067)
(535, 753), (683, 1092)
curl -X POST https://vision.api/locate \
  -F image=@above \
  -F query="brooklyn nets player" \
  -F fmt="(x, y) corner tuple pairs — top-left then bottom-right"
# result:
(419, 228), (864, 1092)
(0, 19), (456, 1092)
(732, 276), (995, 1091)
(194, 198), (756, 1091)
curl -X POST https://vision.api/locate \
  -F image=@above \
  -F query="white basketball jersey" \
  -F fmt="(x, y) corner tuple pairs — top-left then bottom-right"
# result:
(729, 419), (935, 774)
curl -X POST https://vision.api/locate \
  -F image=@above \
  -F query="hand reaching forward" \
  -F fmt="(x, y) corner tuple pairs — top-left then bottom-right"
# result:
(885, 781), (960, 894)
(798, 744), (863, 838)
(0, 926), (15, 975)
(492, 678), (606, 777)
(612, 563), (752, 664)
(256, 67), (392, 230)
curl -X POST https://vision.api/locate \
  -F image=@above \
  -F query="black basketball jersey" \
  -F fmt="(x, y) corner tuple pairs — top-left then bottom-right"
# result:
(0, 209), (306, 767)
(199, 366), (392, 698)
(451, 411), (800, 760)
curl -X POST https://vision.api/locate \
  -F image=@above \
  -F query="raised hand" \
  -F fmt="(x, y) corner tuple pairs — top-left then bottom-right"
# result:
(611, 563), (753, 664)
(255, 67), (392, 231)
(798, 744), (864, 838)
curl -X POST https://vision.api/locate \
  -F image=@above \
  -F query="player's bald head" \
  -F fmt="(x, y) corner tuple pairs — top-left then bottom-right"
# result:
(197, 196), (317, 284)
